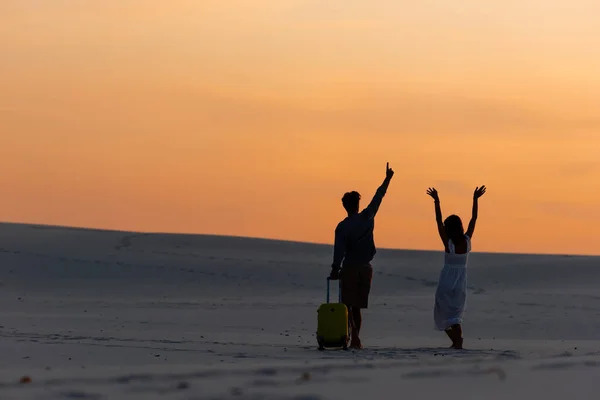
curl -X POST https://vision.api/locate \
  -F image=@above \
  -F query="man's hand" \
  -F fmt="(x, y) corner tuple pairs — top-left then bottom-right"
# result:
(329, 266), (340, 280)
(386, 162), (394, 180)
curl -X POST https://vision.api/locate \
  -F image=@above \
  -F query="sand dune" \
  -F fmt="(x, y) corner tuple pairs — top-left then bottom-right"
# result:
(1, 222), (599, 399)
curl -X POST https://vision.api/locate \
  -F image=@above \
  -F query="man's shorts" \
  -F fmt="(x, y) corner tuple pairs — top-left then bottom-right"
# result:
(340, 264), (373, 309)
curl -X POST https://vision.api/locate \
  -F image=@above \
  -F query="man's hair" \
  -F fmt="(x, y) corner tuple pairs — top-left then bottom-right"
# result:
(342, 191), (361, 213)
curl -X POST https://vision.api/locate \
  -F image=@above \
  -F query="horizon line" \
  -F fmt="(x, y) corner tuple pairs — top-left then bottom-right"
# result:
(1, 219), (597, 259)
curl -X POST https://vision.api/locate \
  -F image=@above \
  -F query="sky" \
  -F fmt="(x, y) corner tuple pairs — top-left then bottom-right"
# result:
(1, 0), (599, 255)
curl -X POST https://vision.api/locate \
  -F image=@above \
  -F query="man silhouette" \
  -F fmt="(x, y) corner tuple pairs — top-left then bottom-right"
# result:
(329, 162), (394, 349)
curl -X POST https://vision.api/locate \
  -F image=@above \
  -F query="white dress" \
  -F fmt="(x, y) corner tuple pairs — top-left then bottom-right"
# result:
(434, 235), (470, 331)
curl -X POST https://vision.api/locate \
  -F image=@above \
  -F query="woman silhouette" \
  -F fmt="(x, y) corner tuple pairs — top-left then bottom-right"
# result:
(426, 185), (486, 349)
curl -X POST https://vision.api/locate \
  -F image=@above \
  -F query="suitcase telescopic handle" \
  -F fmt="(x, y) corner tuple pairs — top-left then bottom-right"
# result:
(326, 277), (341, 303)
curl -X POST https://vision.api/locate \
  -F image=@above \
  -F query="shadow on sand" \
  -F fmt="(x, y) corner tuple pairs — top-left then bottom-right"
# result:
(313, 346), (520, 361)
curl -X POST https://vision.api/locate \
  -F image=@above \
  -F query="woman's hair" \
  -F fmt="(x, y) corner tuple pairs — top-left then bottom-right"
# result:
(444, 214), (466, 245)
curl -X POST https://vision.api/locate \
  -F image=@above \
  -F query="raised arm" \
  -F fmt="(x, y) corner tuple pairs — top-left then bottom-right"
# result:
(466, 185), (486, 238)
(362, 162), (395, 219)
(426, 187), (448, 249)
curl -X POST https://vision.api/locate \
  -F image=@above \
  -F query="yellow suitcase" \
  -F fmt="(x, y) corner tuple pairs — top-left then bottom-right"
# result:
(316, 278), (349, 350)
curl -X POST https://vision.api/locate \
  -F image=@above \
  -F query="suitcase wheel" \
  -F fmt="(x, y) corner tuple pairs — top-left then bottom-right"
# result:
(317, 335), (325, 351)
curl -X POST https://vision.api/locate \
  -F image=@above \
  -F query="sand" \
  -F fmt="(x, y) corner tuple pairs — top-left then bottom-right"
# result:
(1, 222), (599, 399)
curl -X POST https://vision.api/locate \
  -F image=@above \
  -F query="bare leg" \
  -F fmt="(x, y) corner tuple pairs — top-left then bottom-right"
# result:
(347, 309), (353, 343)
(447, 324), (463, 349)
(445, 328), (454, 347)
(452, 324), (463, 349)
(349, 307), (363, 349)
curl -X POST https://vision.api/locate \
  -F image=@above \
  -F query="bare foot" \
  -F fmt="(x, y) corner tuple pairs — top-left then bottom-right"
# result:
(350, 339), (363, 349)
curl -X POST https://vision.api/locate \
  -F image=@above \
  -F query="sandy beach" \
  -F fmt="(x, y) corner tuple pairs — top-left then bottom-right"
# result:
(1, 222), (599, 399)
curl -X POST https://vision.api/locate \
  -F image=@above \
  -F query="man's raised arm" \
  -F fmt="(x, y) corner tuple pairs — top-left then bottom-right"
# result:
(362, 162), (395, 219)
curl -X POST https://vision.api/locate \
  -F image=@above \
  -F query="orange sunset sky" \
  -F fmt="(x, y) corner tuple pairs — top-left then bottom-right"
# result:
(1, 1), (599, 255)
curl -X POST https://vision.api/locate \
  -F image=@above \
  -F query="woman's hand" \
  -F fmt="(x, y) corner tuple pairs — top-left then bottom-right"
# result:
(426, 187), (440, 202)
(473, 186), (486, 199)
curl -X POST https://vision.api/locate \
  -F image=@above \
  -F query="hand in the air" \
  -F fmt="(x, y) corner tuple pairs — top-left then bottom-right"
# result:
(426, 187), (439, 202)
(386, 162), (394, 179)
(474, 185), (486, 199)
